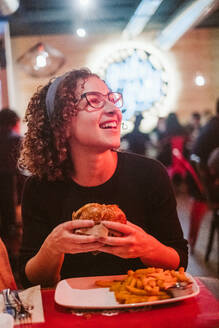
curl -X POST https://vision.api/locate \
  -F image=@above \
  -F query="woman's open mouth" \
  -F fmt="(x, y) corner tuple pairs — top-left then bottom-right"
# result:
(99, 120), (118, 129)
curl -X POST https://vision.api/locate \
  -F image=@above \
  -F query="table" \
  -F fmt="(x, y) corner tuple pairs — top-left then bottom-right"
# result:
(30, 278), (219, 328)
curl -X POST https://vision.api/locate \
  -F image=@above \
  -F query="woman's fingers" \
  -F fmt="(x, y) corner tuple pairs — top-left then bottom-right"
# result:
(101, 220), (133, 234)
(71, 233), (99, 243)
(70, 242), (103, 253)
(66, 219), (95, 230)
(98, 235), (129, 245)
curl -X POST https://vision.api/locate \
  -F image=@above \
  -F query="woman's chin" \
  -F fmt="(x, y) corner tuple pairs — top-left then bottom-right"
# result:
(108, 141), (120, 150)
(99, 136), (120, 151)
(95, 143), (120, 153)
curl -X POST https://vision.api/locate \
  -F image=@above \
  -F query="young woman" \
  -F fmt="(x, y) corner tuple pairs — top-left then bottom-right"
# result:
(19, 68), (188, 288)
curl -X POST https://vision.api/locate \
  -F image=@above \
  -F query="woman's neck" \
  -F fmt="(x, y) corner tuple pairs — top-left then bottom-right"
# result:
(71, 149), (118, 187)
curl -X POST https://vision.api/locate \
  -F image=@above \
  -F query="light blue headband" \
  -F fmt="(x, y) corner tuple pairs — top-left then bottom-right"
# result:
(45, 73), (67, 121)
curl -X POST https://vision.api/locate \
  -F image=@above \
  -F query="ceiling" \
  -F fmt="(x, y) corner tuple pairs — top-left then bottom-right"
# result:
(1, 0), (219, 37)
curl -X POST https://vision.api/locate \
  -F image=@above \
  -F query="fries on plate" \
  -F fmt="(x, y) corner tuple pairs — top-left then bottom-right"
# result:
(95, 267), (191, 304)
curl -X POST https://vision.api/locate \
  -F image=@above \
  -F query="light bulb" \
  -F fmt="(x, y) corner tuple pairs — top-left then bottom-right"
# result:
(76, 28), (86, 38)
(195, 75), (205, 86)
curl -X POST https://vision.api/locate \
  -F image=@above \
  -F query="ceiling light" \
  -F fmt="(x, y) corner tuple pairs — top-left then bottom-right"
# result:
(0, 0), (19, 15)
(79, 0), (90, 7)
(34, 52), (48, 69)
(76, 28), (86, 38)
(195, 75), (205, 86)
(16, 42), (65, 78)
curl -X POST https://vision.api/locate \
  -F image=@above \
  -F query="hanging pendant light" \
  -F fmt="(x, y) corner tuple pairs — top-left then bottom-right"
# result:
(16, 42), (65, 78)
(0, 0), (19, 16)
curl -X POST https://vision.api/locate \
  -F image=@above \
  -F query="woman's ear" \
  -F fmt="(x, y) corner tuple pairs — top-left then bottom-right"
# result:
(65, 123), (71, 139)
(65, 115), (77, 139)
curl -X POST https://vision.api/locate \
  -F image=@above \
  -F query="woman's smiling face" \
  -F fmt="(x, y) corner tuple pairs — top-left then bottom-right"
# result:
(67, 76), (122, 153)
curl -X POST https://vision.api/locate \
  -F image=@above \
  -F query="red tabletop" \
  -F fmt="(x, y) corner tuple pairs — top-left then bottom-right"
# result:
(32, 279), (219, 328)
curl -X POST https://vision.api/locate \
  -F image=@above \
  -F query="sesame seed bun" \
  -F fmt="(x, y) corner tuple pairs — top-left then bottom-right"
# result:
(72, 203), (126, 237)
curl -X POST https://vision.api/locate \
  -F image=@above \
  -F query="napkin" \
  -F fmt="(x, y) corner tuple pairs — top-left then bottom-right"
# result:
(0, 313), (14, 328)
(0, 285), (45, 325)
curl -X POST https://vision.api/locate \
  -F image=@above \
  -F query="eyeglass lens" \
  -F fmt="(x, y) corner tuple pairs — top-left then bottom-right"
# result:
(86, 92), (123, 109)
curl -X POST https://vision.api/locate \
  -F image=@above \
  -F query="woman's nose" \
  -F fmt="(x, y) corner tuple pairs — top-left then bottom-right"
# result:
(103, 100), (119, 113)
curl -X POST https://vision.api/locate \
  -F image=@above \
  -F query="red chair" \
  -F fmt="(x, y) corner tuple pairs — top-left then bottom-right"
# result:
(167, 136), (188, 181)
(164, 137), (218, 270)
(173, 151), (219, 273)
(166, 137), (206, 252)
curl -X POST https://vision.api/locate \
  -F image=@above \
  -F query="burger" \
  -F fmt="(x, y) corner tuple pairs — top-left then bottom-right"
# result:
(72, 203), (127, 238)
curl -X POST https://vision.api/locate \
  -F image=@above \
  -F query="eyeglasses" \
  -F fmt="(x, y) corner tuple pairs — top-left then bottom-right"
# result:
(80, 91), (124, 112)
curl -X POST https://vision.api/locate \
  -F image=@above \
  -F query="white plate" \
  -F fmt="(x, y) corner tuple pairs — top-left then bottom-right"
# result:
(54, 273), (200, 309)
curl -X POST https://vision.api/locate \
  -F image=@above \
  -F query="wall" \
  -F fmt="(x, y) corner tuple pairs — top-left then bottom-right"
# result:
(171, 28), (219, 121)
(10, 27), (219, 132)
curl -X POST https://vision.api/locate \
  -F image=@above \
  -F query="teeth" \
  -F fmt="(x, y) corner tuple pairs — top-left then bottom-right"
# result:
(100, 121), (117, 129)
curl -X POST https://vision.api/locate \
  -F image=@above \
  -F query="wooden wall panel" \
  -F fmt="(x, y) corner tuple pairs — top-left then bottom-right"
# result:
(171, 28), (219, 122)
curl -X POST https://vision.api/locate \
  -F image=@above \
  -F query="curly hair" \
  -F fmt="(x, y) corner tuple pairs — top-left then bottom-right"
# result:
(19, 68), (99, 181)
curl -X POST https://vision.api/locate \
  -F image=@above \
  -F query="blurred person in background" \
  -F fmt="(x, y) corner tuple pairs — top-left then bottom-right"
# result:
(207, 147), (219, 186)
(151, 117), (166, 144)
(0, 108), (23, 240)
(0, 108), (26, 282)
(149, 117), (166, 158)
(185, 112), (202, 152)
(156, 112), (189, 191)
(121, 112), (150, 156)
(188, 99), (219, 251)
(192, 99), (219, 166)
(202, 108), (213, 125)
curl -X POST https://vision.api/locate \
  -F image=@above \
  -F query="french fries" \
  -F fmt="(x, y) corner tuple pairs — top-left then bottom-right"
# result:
(95, 267), (191, 304)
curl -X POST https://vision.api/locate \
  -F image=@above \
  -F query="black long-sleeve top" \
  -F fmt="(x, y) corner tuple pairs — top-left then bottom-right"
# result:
(19, 151), (188, 287)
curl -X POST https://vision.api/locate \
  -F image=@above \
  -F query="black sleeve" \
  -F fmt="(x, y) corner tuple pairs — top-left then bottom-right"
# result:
(19, 177), (52, 288)
(146, 161), (188, 269)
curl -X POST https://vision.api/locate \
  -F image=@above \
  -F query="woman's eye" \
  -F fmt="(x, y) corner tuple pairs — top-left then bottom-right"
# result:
(90, 97), (101, 104)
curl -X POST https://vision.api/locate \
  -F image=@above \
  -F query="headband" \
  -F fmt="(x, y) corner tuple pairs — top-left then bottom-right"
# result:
(45, 73), (67, 121)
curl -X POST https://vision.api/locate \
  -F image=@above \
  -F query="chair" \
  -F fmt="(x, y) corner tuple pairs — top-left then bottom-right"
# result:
(165, 139), (219, 270)
(194, 162), (219, 272)
(168, 144), (207, 250)
(167, 136), (188, 181)
(0, 238), (17, 290)
(205, 208), (219, 266)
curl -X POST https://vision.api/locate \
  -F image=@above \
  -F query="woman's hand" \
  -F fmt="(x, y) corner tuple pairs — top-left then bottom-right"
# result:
(97, 220), (156, 259)
(44, 220), (103, 256)
(97, 220), (180, 269)
(26, 219), (104, 287)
